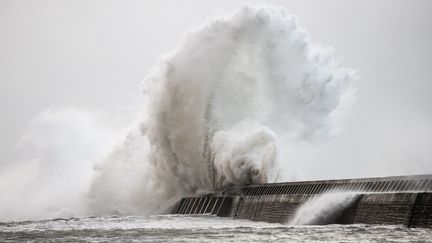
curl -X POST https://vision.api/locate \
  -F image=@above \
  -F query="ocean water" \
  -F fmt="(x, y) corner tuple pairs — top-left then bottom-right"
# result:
(1, 215), (431, 242)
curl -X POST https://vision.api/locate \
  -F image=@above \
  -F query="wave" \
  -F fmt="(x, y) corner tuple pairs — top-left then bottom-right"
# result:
(0, 5), (354, 221)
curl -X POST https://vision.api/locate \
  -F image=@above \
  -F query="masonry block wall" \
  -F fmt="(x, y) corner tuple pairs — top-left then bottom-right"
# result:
(351, 193), (416, 225)
(173, 174), (432, 227)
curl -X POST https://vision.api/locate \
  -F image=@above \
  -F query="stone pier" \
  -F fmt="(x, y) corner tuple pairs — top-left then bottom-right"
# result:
(172, 174), (432, 227)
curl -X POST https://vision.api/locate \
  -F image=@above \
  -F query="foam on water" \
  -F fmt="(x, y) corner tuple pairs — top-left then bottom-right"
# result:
(1, 215), (431, 242)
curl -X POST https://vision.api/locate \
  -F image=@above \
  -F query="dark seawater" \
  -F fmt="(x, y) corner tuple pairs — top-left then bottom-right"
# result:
(1, 215), (431, 242)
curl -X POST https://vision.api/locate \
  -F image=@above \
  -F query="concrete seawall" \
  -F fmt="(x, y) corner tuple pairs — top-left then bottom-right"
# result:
(172, 174), (432, 227)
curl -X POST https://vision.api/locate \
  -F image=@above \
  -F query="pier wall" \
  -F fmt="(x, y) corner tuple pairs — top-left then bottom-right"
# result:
(172, 174), (432, 227)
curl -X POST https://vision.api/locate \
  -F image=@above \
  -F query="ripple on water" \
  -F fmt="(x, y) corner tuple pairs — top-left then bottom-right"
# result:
(1, 215), (432, 242)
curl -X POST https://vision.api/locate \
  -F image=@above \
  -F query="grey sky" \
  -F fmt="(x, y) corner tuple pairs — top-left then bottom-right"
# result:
(1, 0), (431, 179)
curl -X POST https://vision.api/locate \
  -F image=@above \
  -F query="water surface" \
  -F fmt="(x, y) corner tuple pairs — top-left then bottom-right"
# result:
(1, 215), (431, 242)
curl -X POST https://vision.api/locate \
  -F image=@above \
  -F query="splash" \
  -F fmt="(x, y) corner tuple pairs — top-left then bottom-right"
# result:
(135, 4), (354, 200)
(290, 192), (360, 225)
(0, 5), (354, 221)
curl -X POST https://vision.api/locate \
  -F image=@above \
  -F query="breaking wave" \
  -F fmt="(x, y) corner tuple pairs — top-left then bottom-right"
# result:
(0, 5), (354, 221)
(290, 192), (360, 225)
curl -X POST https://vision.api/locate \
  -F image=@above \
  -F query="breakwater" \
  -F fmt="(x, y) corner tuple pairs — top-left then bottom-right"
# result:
(172, 174), (432, 227)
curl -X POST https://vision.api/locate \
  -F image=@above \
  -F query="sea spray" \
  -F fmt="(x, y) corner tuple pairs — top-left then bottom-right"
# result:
(128, 5), (355, 206)
(0, 109), (122, 221)
(290, 192), (360, 225)
(0, 5), (355, 221)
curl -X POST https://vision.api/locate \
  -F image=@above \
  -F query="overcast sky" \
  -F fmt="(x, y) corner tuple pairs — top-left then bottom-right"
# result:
(1, 0), (431, 179)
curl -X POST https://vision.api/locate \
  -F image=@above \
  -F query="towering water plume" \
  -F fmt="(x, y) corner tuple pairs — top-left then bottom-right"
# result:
(134, 5), (354, 202)
(0, 5), (354, 220)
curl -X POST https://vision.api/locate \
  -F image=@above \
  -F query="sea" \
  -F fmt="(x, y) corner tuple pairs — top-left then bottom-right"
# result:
(1, 214), (431, 242)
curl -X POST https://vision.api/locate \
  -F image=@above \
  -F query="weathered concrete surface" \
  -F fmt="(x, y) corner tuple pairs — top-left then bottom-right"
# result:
(173, 174), (432, 227)
(410, 193), (432, 227)
(351, 193), (416, 225)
